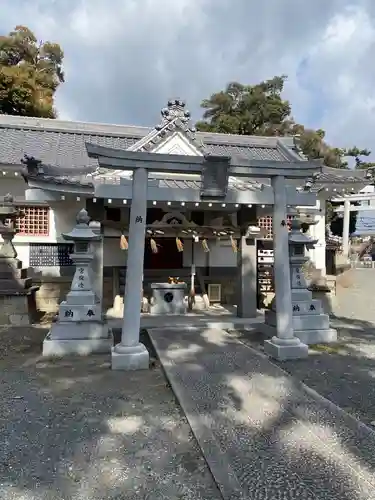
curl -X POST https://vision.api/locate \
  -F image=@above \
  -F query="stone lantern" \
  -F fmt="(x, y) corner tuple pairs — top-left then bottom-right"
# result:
(289, 219), (317, 298)
(42, 209), (112, 356)
(288, 219), (337, 344)
(0, 193), (19, 260)
(0, 194), (38, 325)
(264, 219), (337, 344)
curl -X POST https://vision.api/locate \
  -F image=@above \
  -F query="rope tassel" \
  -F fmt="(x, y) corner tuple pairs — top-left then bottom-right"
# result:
(150, 238), (158, 254)
(176, 237), (184, 252)
(202, 239), (210, 252)
(230, 235), (238, 253)
(120, 235), (128, 250)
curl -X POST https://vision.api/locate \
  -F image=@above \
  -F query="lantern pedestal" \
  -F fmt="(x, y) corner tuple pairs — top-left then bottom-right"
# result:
(42, 210), (112, 357)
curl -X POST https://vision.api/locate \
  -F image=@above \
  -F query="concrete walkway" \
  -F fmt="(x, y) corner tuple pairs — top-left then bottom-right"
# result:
(149, 327), (375, 500)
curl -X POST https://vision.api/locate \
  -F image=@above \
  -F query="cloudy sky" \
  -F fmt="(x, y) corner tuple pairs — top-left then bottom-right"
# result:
(2, 0), (375, 154)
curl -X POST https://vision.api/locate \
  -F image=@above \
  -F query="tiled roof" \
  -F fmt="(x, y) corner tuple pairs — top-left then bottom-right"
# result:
(0, 124), (140, 171)
(315, 167), (366, 184)
(0, 98), (367, 191)
(0, 108), (293, 171)
(203, 143), (285, 161)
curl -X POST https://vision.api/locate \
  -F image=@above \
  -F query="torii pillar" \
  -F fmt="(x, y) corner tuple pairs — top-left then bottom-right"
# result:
(112, 167), (150, 370)
(263, 176), (308, 360)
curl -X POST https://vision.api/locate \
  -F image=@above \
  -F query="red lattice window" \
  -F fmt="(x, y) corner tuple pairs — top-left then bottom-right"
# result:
(257, 215), (295, 239)
(14, 206), (50, 236)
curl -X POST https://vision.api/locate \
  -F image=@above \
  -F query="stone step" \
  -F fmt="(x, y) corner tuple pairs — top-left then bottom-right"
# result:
(265, 310), (330, 330)
(291, 289), (313, 302)
(294, 328), (337, 345)
(293, 314), (330, 331)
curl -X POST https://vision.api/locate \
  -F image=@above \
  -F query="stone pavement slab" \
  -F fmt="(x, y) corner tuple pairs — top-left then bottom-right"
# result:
(148, 326), (375, 500)
(0, 325), (222, 500)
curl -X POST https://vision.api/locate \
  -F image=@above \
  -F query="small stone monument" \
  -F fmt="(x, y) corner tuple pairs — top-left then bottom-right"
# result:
(0, 194), (38, 325)
(265, 220), (337, 344)
(42, 209), (112, 356)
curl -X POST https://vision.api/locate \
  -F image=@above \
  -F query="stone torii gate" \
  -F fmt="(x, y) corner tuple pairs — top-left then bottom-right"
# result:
(86, 143), (322, 369)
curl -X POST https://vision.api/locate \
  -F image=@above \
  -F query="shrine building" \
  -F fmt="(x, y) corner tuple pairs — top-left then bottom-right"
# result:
(0, 99), (367, 317)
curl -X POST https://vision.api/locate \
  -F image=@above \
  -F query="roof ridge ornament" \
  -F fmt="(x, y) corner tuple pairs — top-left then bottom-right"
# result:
(156, 99), (195, 132)
(21, 154), (44, 175)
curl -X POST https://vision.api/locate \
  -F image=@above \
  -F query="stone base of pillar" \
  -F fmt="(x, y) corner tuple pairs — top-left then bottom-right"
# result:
(264, 336), (308, 361)
(42, 331), (113, 357)
(294, 328), (337, 345)
(111, 343), (150, 371)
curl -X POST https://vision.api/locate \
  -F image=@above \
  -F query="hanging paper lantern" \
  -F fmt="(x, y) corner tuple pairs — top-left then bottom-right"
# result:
(202, 239), (210, 252)
(150, 238), (158, 253)
(120, 234), (128, 250)
(230, 235), (238, 253)
(176, 237), (184, 252)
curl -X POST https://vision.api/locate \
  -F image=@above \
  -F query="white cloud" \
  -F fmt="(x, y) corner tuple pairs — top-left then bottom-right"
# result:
(294, 5), (375, 152)
(1, 0), (375, 155)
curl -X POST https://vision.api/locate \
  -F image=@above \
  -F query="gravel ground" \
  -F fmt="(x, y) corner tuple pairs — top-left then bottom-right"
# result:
(232, 319), (375, 427)
(231, 269), (375, 428)
(0, 325), (221, 500)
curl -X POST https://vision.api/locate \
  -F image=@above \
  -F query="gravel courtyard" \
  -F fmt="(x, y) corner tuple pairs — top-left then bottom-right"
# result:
(232, 268), (375, 427)
(0, 325), (221, 500)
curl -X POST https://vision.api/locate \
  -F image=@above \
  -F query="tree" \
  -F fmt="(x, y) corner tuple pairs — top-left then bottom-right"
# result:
(196, 76), (373, 236)
(0, 25), (64, 118)
(343, 147), (375, 170)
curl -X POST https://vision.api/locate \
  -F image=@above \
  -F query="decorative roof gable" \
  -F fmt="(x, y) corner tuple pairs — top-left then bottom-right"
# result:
(128, 99), (205, 154)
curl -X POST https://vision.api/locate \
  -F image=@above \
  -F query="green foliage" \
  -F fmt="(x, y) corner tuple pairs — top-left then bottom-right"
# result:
(0, 26), (64, 118)
(343, 147), (375, 170)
